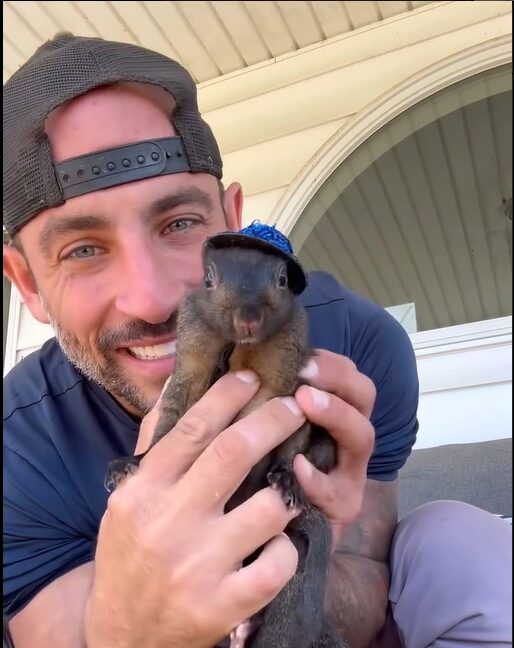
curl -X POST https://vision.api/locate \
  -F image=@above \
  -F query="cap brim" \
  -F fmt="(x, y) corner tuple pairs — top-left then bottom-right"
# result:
(204, 232), (307, 295)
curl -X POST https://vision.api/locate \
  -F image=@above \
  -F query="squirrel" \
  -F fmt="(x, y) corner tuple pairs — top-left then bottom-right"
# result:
(106, 231), (348, 648)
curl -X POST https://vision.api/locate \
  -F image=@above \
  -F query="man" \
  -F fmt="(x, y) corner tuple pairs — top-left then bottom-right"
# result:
(3, 33), (511, 648)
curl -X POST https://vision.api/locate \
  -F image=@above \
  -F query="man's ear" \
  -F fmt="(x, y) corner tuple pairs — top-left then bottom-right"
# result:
(223, 182), (243, 231)
(3, 245), (50, 324)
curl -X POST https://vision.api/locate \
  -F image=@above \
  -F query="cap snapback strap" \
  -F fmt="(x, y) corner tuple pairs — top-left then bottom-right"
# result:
(54, 136), (191, 199)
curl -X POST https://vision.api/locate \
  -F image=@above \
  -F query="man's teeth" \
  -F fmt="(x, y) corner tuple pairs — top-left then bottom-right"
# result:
(128, 341), (176, 360)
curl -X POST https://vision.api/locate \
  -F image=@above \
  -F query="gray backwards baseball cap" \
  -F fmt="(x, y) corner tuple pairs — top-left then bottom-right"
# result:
(3, 32), (223, 238)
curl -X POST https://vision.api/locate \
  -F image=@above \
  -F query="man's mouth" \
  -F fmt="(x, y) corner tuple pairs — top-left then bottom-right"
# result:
(125, 340), (177, 360)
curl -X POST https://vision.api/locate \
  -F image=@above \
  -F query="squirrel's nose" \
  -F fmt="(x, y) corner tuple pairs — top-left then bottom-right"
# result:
(233, 308), (264, 338)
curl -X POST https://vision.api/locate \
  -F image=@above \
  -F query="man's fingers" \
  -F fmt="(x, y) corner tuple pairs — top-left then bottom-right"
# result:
(299, 349), (376, 419)
(293, 452), (366, 549)
(183, 396), (306, 510)
(293, 453), (336, 511)
(220, 488), (300, 563)
(223, 533), (298, 620)
(292, 384), (373, 530)
(135, 373), (173, 454)
(295, 385), (374, 476)
(141, 370), (260, 482)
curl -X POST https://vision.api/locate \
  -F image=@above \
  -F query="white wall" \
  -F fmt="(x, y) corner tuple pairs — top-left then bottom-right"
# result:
(413, 317), (512, 448)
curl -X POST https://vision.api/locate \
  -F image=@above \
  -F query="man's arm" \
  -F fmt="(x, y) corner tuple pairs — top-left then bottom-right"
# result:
(7, 485), (396, 648)
(326, 479), (398, 648)
(8, 564), (94, 648)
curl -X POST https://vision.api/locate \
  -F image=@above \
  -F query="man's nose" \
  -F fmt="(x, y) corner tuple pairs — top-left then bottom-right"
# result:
(115, 252), (176, 324)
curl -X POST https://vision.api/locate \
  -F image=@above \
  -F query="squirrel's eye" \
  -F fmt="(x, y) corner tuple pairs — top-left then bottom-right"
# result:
(204, 267), (215, 289)
(278, 268), (288, 288)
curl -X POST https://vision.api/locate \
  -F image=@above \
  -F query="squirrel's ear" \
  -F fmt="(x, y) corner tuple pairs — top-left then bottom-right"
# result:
(204, 261), (218, 290)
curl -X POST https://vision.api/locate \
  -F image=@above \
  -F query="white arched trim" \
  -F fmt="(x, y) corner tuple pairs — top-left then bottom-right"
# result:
(272, 35), (512, 236)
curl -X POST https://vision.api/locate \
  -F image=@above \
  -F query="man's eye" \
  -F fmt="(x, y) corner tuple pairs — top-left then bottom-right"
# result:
(163, 219), (193, 234)
(66, 245), (98, 259)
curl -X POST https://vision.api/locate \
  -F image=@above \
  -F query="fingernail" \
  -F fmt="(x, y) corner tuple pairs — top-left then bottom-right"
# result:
(234, 370), (258, 384)
(281, 396), (302, 417)
(299, 358), (318, 380)
(297, 453), (314, 479)
(309, 386), (329, 409)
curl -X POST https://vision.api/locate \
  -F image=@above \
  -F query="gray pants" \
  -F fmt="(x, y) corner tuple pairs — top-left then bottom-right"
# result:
(375, 500), (512, 648)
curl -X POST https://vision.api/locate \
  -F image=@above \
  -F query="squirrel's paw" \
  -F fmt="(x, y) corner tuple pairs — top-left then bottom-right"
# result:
(230, 620), (253, 648)
(104, 456), (141, 493)
(267, 465), (307, 511)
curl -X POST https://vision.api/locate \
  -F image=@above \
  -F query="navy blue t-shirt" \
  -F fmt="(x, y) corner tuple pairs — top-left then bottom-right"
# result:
(3, 271), (419, 619)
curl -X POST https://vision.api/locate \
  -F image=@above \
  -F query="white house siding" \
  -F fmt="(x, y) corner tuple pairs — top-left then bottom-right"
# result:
(5, 1), (512, 449)
(412, 316), (512, 448)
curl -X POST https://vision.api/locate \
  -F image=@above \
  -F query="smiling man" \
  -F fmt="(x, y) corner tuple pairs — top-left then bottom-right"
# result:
(3, 33), (511, 648)
(9, 78), (236, 416)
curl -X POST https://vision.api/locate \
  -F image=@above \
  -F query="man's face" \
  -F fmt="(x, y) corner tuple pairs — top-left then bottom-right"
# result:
(4, 83), (242, 417)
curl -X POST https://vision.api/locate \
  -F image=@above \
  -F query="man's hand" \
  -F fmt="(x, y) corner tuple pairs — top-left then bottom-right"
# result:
(86, 350), (376, 648)
(293, 350), (376, 548)
(85, 370), (305, 648)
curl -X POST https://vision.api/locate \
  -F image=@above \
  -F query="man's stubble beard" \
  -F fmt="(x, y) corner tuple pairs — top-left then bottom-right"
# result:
(43, 302), (176, 417)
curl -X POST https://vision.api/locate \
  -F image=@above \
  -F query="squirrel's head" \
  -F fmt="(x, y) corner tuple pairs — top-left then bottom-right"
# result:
(193, 246), (297, 344)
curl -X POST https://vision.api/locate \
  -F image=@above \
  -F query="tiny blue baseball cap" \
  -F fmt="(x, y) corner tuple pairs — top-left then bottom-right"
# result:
(204, 220), (307, 295)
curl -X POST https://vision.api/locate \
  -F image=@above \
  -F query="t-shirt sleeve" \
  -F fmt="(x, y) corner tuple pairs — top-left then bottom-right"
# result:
(3, 444), (94, 619)
(354, 309), (420, 482)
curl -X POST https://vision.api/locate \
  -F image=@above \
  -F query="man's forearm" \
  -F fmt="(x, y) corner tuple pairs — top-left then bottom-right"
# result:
(325, 552), (390, 648)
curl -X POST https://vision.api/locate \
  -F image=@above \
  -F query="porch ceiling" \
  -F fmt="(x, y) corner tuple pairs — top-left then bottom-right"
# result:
(3, 1), (434, 85)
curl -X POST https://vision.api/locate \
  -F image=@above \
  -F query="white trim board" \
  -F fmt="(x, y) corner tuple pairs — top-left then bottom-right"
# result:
(412, 317), (512, 394)
(410, 315), (512, 350)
